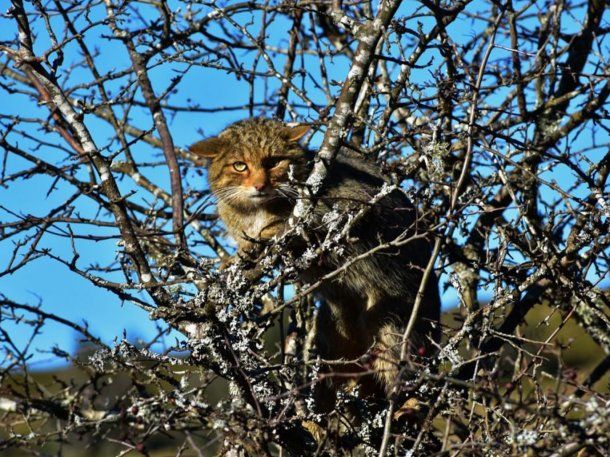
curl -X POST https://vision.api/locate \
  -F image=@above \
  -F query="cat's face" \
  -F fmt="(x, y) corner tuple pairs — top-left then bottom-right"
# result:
(190, 119), (310, 211)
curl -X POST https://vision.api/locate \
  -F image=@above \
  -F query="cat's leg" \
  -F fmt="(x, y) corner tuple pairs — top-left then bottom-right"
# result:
(312, 295), (376, 406)
(371, 321), (435, 392)
(371, 322), (402, 394)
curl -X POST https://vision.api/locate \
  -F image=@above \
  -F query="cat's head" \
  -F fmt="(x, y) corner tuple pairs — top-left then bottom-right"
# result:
(190, 118), (311, 210)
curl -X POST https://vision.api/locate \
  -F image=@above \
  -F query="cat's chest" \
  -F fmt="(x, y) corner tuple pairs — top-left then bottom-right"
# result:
(219, 205), (283, 245)
(244, 211), (273, 238)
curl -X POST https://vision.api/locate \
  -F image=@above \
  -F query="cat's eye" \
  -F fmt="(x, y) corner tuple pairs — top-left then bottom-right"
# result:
(232, 161), (248, 172)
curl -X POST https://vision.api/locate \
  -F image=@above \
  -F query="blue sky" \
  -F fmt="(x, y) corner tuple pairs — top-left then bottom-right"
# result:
(1, 1), (607, 369)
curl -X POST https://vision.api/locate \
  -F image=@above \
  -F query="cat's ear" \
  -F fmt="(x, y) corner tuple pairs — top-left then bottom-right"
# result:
(283, 124), (310, 142)
(189, 137), (226, 159)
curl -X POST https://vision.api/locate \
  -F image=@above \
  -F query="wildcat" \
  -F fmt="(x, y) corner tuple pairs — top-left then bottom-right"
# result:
(190, 117), (441, 399)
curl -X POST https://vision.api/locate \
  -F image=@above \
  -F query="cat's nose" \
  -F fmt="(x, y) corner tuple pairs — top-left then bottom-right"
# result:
(253, 182), (266, 192)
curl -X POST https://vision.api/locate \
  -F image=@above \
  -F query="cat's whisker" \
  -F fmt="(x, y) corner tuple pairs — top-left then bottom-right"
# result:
(276, 189), (295, 202)
(215, 183), (300, 207)
(214, 186), (245, 204)
(278, 184), (299, 198)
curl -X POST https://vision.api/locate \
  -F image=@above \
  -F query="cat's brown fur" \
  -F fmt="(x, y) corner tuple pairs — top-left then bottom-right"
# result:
(190, 118), (440, 400)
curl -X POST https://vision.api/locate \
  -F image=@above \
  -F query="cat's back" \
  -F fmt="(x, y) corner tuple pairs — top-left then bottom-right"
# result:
(325, 148), (385, 194)
(318, 149), (416, 229)
(312, 148), (439, 322)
